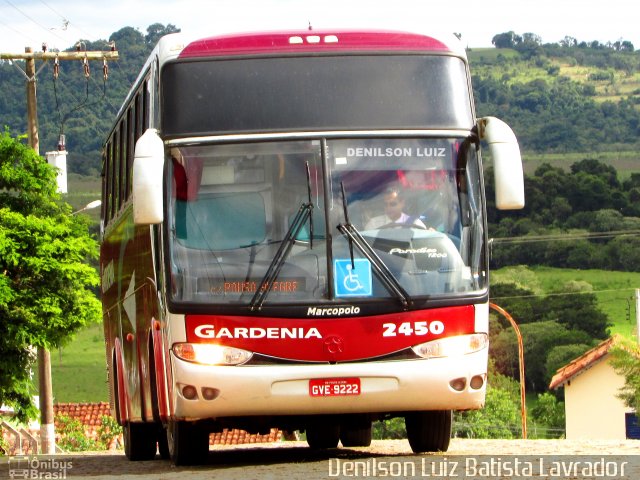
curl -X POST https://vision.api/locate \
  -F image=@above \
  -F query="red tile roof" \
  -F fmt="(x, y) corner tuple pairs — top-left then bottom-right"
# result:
(53, 402), (281, 448)
(549, 336), (620, 390)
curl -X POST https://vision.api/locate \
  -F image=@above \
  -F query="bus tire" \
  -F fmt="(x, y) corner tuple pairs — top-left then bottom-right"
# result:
(405, 410), (452, 453)
(124, 421), (158, 461)
(158, 429), (171, 460)
(306, 421), (340, 449)
(167, 420), (209, 466)
(157, 428), (170, 460)
(340, 423), (372, 447)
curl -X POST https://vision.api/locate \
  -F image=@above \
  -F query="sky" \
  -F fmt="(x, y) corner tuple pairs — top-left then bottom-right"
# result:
(1, 0), (639, 54)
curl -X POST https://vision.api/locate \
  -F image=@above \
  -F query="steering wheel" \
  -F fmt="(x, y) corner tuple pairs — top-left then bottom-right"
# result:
(378, 221), (429, 230)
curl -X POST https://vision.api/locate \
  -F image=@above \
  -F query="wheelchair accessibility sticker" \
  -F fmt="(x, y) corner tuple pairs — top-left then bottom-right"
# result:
(334, 259), (372, 297)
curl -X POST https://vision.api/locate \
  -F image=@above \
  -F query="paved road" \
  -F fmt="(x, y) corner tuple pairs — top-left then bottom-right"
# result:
(1, 439), (638, 479)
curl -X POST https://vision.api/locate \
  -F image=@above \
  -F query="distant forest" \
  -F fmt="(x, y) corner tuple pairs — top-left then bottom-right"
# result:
(486, 158), (640, 271)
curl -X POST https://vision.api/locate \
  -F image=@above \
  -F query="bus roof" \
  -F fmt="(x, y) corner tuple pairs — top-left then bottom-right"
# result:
(156, 30), (467, 63)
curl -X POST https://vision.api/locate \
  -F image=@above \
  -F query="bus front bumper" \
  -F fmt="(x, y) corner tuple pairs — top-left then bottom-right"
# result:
(169, 347), (488, 420)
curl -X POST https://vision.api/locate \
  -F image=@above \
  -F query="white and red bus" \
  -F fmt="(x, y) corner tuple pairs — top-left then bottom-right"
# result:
(100, 29), (524, 465)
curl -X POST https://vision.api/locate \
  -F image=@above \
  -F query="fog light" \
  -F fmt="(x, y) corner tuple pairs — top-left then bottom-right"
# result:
(201, 387), (220, 401)
(470, 375), (485, 390)
(449, 377), (467, 392)
(182, 385), (198, 400)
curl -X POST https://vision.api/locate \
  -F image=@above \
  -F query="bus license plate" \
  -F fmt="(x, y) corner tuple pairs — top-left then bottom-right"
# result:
(309, 378), (361, 397)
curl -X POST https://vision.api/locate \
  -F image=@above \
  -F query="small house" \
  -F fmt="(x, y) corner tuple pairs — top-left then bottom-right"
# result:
(549, 336), (639, 440)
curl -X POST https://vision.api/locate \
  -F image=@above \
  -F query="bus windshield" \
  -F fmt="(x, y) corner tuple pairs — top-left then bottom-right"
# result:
(167, 137), (486, 308)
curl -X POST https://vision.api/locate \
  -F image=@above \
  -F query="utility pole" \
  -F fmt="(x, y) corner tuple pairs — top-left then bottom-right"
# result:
(1, 45), (118, 455)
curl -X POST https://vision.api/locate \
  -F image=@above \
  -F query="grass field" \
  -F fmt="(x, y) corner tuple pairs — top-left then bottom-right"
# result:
(492, 266), (640, 339)
(45, 267), (638, 403)
(46, 322), (109, 404)
(65, 173), (102, 221)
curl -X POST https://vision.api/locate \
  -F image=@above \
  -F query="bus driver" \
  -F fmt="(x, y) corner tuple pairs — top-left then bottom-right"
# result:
(365, 185), (428, 230)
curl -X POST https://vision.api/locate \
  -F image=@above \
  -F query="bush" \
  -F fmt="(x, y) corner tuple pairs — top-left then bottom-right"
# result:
(0, 434), (8, 455)
(55, 414), (122, 451)
(56, 415), (100, 451)
(97, 415), (123, 450)
(530, 392), (565, 438)
(454, 387), (522, 439)
(373, 417), (405, 439)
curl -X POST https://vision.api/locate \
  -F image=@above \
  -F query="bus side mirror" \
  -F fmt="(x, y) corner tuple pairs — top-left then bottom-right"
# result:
(478, 117), (525, 210)
(132, 128), (165, 224)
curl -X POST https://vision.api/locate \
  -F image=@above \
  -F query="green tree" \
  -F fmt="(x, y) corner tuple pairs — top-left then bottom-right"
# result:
(490, 282), (541, 326)
(530, 392), (565, 438)
(609, 338), (640, 413)
(545, 343), (592, 382)
(542, 287), (611, 339)
(492, 320), (593, 392)
(145, 23), (181, 47)
(0, 131), (101, 421)
(491, 31), (522, 49)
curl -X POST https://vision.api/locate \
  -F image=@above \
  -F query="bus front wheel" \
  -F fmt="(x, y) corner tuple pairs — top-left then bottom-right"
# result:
(167, 420), (209, 465)
(405, 410), (452, 453)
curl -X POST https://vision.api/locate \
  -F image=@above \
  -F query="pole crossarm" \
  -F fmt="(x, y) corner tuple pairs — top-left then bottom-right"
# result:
(1, 51), (119, 61)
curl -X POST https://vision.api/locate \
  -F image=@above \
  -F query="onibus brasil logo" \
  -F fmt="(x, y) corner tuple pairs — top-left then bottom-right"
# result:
(8, 456), (73, 479)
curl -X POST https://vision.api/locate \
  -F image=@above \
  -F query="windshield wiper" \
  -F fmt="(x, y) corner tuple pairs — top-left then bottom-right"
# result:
(336, 182), (412, 310)
(250, 162), (313, 311)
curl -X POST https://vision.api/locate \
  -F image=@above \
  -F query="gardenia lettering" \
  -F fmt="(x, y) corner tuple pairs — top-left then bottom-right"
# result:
(194, 325), (322, 339)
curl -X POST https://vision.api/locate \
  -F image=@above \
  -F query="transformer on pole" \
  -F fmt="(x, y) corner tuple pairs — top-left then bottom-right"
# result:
(46, 135), (67, 194)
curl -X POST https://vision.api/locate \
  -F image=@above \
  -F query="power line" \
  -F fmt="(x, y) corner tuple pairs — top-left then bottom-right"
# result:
(36, 0), (66, 21)
(3, 0), (67, 44)
(491, 287), (639, 301)
(0, 15), (34, 44)
(490, 229), (640, 245)
(35, 0), (95, 42)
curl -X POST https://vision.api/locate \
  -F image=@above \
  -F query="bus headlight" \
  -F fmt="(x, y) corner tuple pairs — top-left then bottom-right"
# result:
(172, 343), (253, 365)
(411, 333), (488, 359)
